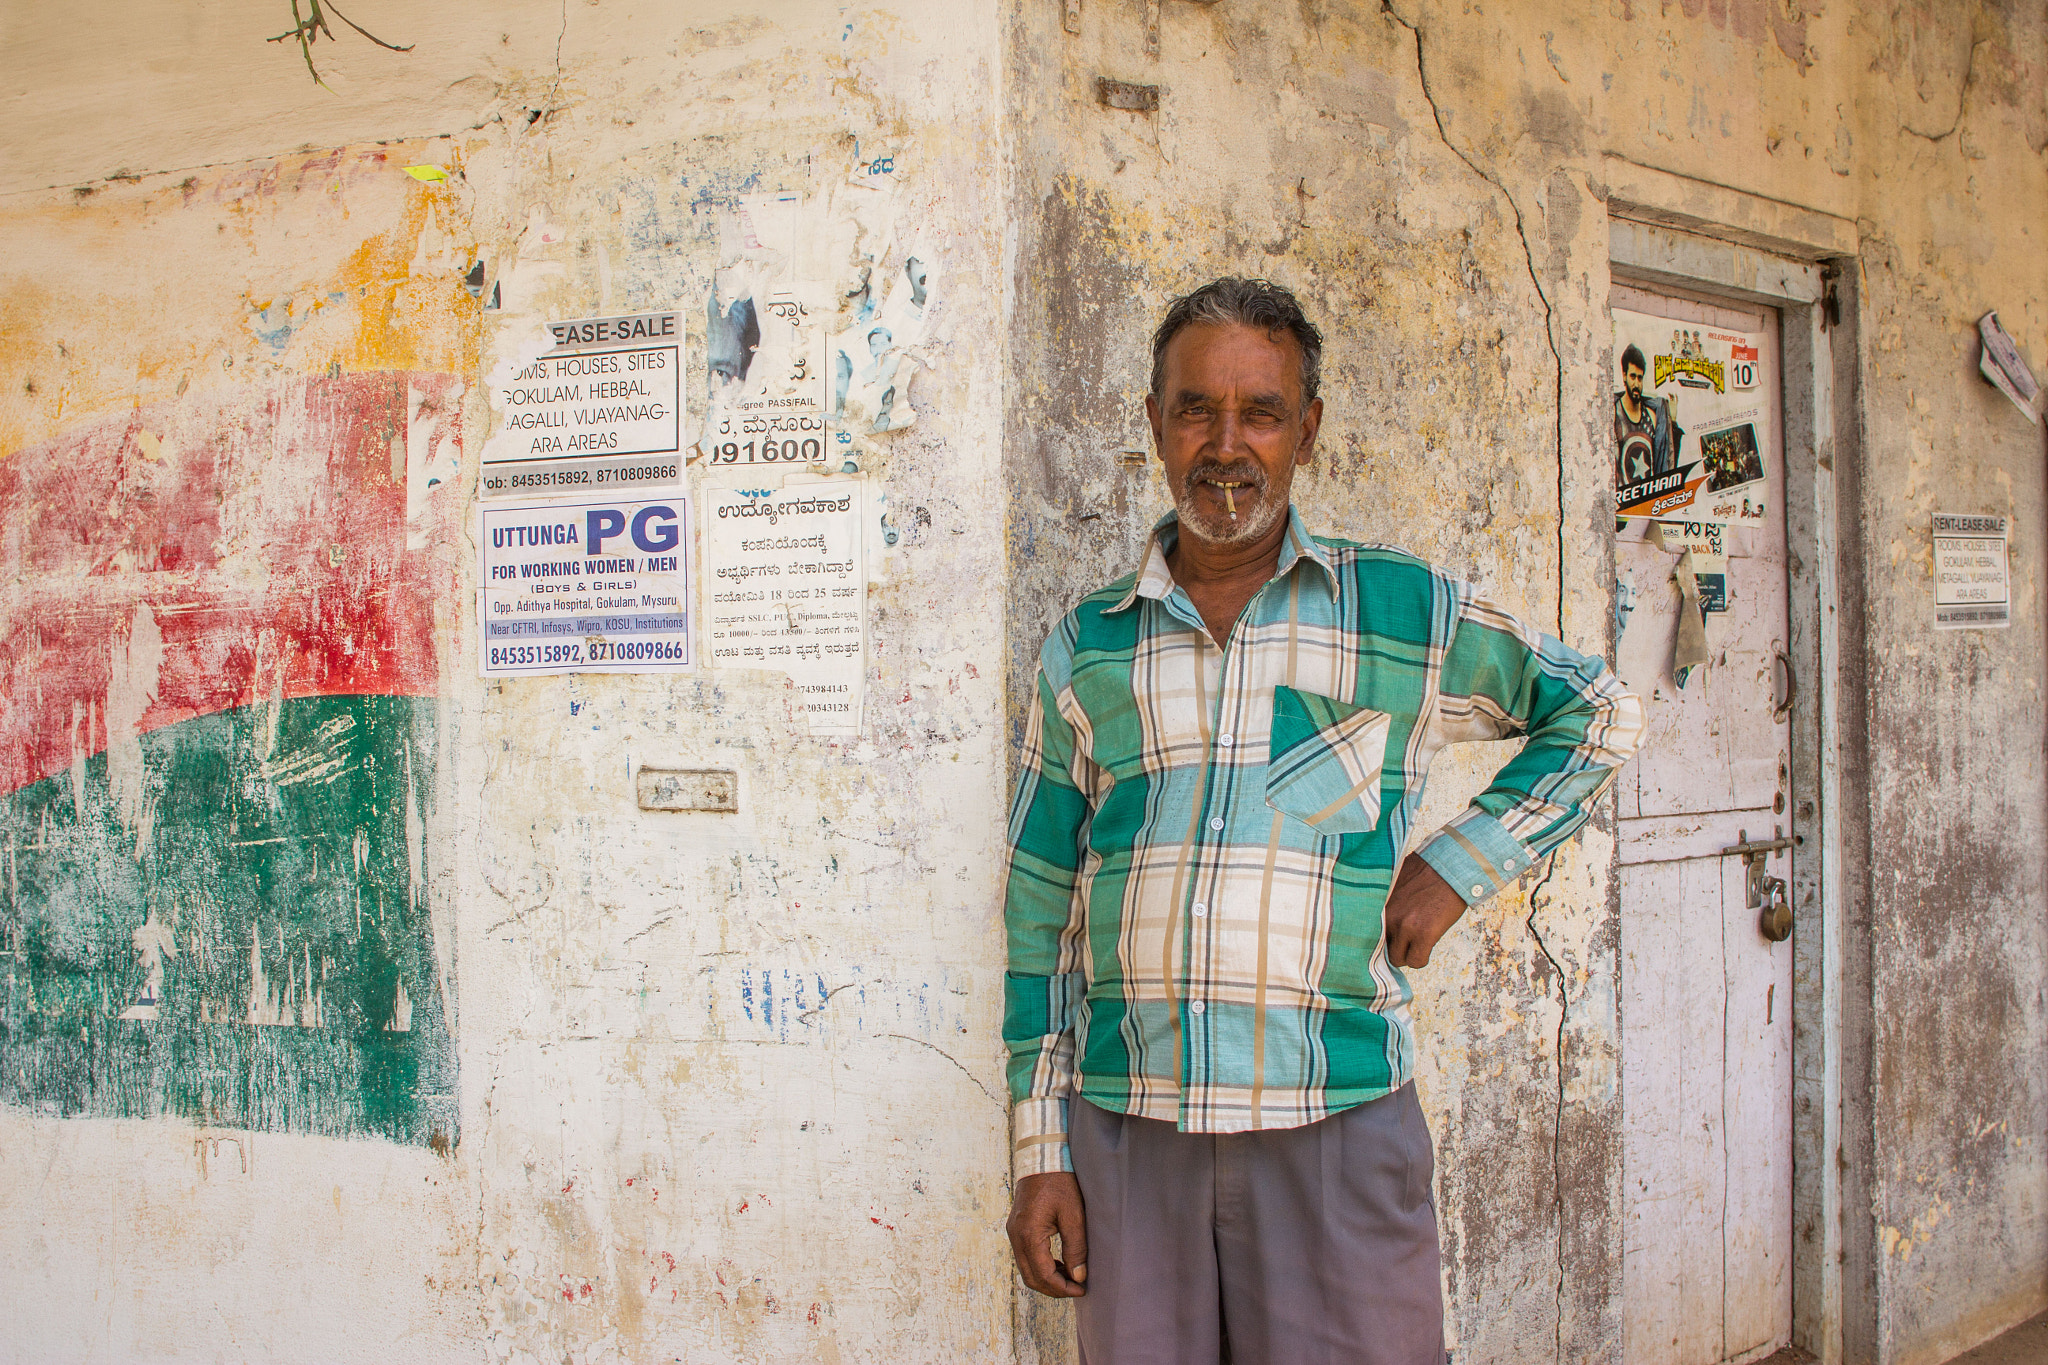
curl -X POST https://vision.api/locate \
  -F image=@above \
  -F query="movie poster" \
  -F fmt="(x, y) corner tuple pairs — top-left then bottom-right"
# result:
(1610, 308), (1768, 525)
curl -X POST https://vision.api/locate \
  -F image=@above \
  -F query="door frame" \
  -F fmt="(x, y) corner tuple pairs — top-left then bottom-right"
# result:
(1602, 158), (1861, 1365)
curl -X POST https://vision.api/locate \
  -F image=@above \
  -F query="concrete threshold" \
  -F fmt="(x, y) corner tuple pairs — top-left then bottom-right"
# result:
(1938, 1308), (2048, 1365)
(1744, 1311), (2047, 1365)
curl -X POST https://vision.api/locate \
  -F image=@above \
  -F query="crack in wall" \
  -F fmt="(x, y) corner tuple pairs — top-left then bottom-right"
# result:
(533, 0), (570, 129)
(1383, 4), (1574, 1358)
(879, 1032), (1003, 1106)
(1528, 858), (1571, 1363)
(795, 980), (860, 1023)
(1902, 35), (1987, 142)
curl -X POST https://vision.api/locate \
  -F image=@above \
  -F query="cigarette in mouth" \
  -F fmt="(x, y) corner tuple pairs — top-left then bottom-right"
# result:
(1224, 486), (1237, 517)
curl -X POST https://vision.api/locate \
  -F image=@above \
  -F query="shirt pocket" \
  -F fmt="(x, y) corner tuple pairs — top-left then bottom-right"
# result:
(1263, 685), (1392, 836)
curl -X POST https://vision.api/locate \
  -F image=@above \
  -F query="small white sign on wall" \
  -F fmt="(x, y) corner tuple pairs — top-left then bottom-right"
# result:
(479, 495), (693, 675)
(1932, 513), (2010, 630)
(700, 474), (866, 734)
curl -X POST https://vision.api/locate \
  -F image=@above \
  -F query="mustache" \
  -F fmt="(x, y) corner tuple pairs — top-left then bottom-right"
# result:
(1181, 462), (1267, 495)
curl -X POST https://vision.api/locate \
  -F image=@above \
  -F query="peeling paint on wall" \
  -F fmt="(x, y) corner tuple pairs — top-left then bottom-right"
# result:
(0, 376), (462, 1146)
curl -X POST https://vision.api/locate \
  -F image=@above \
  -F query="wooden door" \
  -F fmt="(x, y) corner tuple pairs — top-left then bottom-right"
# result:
(1614, 284), (1795, 1365)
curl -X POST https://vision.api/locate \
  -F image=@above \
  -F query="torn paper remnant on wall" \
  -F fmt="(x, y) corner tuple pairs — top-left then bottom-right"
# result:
(705, 193), (829, 460)
(830, 235), (937, 437)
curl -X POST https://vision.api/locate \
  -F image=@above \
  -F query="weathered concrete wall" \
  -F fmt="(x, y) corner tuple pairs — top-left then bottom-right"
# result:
(1831, 8), (2048, 1360)
(0, 142), (482, 1360)
(1002, 3), (2046, 1364)
(1, 1), (2044, 1363)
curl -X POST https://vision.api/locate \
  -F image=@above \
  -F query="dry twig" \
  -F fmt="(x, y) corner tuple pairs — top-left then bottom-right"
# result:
(269, 0), (413, 87)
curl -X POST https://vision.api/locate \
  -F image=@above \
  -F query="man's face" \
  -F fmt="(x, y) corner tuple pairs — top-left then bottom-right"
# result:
(1146, 322), (1323, 548)
(1623, 361), (1644, 404)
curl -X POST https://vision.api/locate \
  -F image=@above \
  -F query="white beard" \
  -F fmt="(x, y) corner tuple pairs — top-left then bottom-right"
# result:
(1172, 476), (1287, 547)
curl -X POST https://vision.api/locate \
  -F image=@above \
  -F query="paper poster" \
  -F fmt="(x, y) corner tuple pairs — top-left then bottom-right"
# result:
(1977, 312), (2040, 424)
(1648, 518), (1727, 558)
(1612, 309), (1769, 524)
(1693, 565), (1728, 615)
(1933, 513), (2010, 629)
(479, 496), (692, 676)
(1672, 548), (1711, 688)
(704, 193), (830, 463)
(481, 313), (684, 497)
(701, 476), (866, 734)
(1647, 519), (1729, 613)
(828, 237), (938, 437)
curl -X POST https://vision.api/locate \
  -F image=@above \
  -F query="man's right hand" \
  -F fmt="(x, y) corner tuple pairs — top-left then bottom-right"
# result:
(1006, 1171), (1089, 1298)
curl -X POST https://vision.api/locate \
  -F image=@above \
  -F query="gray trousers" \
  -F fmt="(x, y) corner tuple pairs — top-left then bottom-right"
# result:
(1069, 1086), (1444, 1365)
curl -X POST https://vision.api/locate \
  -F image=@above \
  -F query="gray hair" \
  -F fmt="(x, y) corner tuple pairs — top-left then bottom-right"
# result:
(1149, 276), (1324, 408)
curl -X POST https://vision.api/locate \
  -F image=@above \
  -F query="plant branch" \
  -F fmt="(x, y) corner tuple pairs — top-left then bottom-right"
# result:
(323, 0), (413, 53)
(269, 0), (412, 87)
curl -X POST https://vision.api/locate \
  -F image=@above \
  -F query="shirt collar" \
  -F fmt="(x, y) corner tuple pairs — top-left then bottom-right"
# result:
(1106, 506), (1337, 612)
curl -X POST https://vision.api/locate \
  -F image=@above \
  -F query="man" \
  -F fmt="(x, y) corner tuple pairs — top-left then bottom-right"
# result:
(1002, 278), (1642, 1364)
(1614, 342), (1681, 488)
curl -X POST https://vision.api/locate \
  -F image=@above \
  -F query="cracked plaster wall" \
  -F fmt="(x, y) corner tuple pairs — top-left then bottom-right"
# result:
(1003, 3), (2047, 1365)
(0, 1), (2044, 1364)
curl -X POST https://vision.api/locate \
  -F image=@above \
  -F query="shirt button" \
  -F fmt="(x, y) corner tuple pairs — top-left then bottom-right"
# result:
(1218, 734), (1234, 747)
(1189, 1001), (1206, 1016)
(1209, 816), (1225, 831)
(1503, 857), (1516, 871)
(1192, 902), (1207, 917)
(1471, 883), (1487, 897)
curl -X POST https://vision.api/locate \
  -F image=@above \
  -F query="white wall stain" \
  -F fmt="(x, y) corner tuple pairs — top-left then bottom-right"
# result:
(104, 604), (164, 839)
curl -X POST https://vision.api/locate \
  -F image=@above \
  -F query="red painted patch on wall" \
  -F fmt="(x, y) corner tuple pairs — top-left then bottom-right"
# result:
(0, 373), (461, 796)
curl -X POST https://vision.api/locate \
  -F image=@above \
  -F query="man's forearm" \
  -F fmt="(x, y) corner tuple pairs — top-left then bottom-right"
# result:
(1426, 603), (1644, 905)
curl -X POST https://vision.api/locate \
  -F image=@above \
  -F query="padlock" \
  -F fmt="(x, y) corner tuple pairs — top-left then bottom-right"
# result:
(1759, 876), (1792, 942)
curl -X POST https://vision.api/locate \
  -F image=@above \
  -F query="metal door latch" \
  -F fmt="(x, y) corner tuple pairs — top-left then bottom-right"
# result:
(1723, 827), (1794, 908)
(1723, 827), (1795, 939)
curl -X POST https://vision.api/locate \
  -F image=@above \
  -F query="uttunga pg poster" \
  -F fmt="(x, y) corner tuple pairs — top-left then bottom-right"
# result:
(1611, 307), (1768, 524)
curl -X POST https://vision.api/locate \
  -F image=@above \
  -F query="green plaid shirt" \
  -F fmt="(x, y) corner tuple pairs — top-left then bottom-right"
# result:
(1003, 509), (1643, 1178)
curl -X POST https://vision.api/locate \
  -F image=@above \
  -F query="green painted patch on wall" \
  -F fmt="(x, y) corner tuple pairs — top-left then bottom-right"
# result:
(0, 695), (455, 1149)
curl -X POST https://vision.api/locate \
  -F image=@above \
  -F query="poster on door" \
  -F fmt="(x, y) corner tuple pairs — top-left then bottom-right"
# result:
(1611, 308), (1769, 525)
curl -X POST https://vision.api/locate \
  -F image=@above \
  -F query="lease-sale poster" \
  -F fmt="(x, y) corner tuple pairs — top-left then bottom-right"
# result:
(481, 312), (684, 498)
(1611, 308), (1769, 524)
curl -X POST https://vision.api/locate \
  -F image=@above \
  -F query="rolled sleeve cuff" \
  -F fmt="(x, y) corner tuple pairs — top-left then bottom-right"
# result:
(1010, 1096), (1073, 1181)
(1418, 808), (1533, 906)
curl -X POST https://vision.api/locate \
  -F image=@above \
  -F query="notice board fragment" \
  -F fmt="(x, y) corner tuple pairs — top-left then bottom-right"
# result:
(483, 312), (684, 497)
(1933, 513), (2010, 630)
